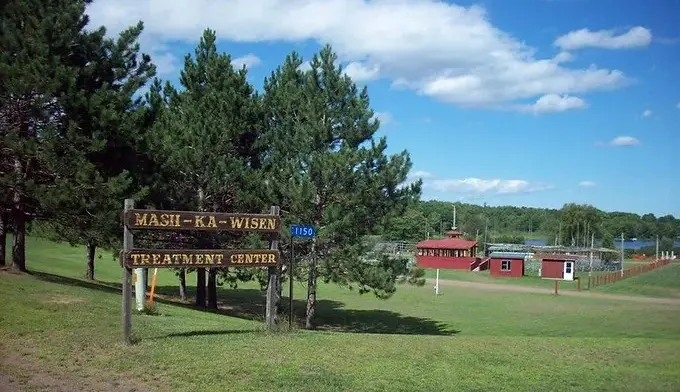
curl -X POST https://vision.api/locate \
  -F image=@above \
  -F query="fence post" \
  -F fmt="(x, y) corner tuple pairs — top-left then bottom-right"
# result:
(554, 280), (558, 295)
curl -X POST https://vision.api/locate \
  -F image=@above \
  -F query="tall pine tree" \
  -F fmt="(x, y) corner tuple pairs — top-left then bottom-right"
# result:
(262, 46), (421, 329)
(0, 0), (96, 271)
(149, 29), (265, 308)
(37, 20), (156, 280)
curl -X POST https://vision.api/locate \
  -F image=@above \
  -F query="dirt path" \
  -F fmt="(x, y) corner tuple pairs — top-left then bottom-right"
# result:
(426, 278), (680, 305)
(0, 343), (155, 392)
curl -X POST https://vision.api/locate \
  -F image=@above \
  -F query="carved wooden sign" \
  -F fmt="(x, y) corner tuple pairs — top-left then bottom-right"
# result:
(124, 209), (281, 233)
(121, 202), (282, 343)
(124, 249), (280, 268)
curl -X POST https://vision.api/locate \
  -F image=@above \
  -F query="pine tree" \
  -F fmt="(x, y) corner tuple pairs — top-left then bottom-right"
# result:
(0, 0), (95, 271)
(261, 46), (421, 328)
(37, 20), (156, 280)
(149, 29), (265, 308)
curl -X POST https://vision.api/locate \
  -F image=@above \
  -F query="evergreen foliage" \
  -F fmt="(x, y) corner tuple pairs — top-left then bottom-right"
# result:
(1, 0), (97, 271)
(261, 46), (421, 328)
(147, 29), (264, 308)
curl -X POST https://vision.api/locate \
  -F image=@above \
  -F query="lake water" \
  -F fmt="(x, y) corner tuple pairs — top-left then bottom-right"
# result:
(525, 239), (680, 250)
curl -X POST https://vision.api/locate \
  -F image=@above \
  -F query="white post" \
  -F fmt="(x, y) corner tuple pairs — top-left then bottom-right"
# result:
(134, 268), (146, 311)
(452, 206), (456, 230)
(435, 268), (440, 295)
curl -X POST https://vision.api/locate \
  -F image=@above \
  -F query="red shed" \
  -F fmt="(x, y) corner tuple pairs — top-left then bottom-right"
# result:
(488, 252), (529, 278)
(538, 254), (579, 281)
(415, 230), (481, 270)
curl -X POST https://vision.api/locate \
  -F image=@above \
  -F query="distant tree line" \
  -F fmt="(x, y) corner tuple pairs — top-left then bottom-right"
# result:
(0, 0), (423, 329)
(379, 201), (680, 247)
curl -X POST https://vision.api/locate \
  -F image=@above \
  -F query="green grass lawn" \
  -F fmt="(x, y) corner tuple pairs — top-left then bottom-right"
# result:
(592, 263), (680, 298)
(1, 236), (680, 391)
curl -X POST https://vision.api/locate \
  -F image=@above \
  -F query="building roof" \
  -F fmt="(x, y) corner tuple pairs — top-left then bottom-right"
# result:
(416, 238), (478, 250)
(489, 252), (531, 259)
(537, 253), (582, 261)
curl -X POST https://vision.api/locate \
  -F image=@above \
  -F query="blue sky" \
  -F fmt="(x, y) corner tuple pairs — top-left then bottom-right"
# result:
(87, 0), (680, 217)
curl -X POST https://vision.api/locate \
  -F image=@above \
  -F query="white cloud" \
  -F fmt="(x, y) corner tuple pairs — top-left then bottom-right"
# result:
(399, 170), (434, 188)
(343, 62), (380, 82)
(552, 51), (574, 63)
(231, 53), (262, 69)
(426, 178), (552, 195)
(641, 109), (652, 118)
(599, 136), (640, 147)
(153, 52), (180, 76)
(521, 94), (587, 114)
(410, 170), (435, 179)
(372, 111), (392, 125)
(578, 180), (596, 188)
(555, 26), (652, 50)
(85, 0), (630, 111)
(298, 61), (312, 72)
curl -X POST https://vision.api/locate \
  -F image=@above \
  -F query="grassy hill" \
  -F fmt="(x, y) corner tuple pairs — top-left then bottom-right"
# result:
(592, 263), (680, 298)
(1, 237), (680, 391)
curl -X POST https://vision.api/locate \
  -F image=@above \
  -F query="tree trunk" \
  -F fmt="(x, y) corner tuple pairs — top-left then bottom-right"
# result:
(11, 156), (26, 272)
(178, 269), (187, 301)
(305, 234), (319, 329)
(0, 211), (6, 266)
(11, 209), (26, 272)
(207, 268), (217, 309)
(86, 240), (96, 280)
(195, 268), (206, 307)
(305, 258), (317, 329)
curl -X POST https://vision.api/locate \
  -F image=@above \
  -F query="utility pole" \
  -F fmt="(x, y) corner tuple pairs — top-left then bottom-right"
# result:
(558, 222), (562, 247)
(620, 232), (625, 277)
(656, 235), (659, 262)
(483, 221), (488, 256)
(589, 232), (594, 278)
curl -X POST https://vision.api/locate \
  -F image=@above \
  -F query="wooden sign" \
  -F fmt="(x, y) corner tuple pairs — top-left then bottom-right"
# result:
(124, 249), (280, 268)
(121, 200), (282, 344)
(124, 209), (281, 233)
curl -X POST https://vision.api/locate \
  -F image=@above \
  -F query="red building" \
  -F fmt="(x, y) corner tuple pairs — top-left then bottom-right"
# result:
(538, 254), (578, 281)
(415, 230), (484, 270)
(488, 252), (528, 278)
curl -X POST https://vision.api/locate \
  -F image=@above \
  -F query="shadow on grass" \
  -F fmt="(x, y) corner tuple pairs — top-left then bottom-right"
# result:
(26, 271), (458, 336)
(28, 271), (122, 293)
(145, 329), (262, 341)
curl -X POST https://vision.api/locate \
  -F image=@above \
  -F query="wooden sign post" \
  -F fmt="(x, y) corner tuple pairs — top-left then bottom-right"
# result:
(121, 199), (282, 344)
